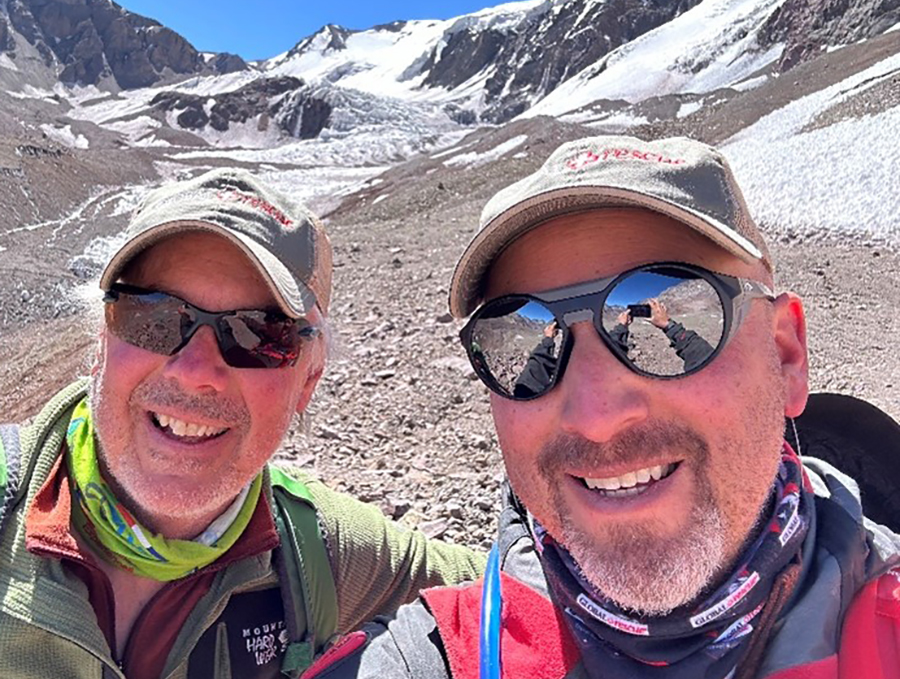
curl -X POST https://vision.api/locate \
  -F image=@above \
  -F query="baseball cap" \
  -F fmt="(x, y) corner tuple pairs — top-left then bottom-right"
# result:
(100, 168), (333, 317)
(449, 135), (771, 318)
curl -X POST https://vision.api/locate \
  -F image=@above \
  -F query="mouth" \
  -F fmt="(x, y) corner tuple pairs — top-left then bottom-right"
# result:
(576, 462), (680, 499)
(151, 412), (229, 443)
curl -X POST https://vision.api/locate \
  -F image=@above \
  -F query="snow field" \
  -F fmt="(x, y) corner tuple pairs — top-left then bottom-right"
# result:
(724, 53), (900, 244)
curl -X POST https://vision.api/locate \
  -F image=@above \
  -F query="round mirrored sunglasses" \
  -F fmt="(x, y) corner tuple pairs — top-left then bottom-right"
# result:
(459, 262), (774, 400)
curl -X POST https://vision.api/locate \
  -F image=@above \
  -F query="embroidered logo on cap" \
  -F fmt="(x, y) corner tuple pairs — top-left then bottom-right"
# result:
(565, 148), (686, 172)
(217, 190), (294, 228)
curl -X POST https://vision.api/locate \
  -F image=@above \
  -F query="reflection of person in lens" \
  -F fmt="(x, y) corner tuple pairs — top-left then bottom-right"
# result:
(611, 300), (713, 372)
(513, 321), (559, 398)
(610, 309), (634, 354)
(648, 299), (714, 372)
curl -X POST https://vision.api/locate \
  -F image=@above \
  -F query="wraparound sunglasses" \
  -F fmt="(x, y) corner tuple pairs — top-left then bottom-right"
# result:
(459, 262), (774, 400)
(104, 283), (319, 369)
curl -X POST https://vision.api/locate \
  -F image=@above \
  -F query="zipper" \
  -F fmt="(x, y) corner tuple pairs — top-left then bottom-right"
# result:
(154, 561), (278, 678)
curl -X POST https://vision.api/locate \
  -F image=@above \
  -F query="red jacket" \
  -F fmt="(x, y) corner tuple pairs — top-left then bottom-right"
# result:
(302, 458), (900, 679)
(422, 567), (900, 679)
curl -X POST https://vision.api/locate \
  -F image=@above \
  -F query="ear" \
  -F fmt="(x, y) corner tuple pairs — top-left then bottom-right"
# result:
(771, 292), (809, 418)
(91, 330), (107, 377)
(294, 364), (324, 415)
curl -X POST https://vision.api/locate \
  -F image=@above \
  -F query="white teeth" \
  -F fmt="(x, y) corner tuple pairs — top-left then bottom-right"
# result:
(619, 471), (638, 488)
(154, 413), (227, 439)
(583, 463), (675, 493)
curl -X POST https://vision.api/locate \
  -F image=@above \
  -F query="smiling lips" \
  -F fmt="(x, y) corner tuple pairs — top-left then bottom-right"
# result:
(579, 463), (678, 498)
(153, 412), (228, 440)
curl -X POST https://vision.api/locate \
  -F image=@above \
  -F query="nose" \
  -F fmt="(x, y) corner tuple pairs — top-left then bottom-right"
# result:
(161, 324), (230, 393)
(556, 322), (650, 443)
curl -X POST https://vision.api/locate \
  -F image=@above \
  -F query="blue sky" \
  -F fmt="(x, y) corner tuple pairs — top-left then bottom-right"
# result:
(116, 0), (505, 61)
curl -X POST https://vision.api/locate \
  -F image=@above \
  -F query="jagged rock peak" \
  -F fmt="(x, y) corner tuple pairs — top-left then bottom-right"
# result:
(417, 0), (702, 122)
(0, 0), (248, 89)
(288, 23), (356, 58)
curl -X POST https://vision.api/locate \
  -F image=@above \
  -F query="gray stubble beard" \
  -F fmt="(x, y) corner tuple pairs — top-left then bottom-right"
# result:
(538, 423), (728, 617)
(560, 489), (727, 617)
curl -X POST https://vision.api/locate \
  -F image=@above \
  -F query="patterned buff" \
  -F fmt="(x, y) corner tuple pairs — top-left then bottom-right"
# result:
(66, 399), (262, 581)
(535, 444), (811, 679)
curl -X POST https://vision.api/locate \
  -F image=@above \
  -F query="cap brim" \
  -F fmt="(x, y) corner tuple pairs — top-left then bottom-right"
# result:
(99, 220), (318, 317)
(449, 186), (764, 318)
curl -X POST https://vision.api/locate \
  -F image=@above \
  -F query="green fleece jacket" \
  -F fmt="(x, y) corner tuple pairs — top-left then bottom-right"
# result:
(0, 380), (486, 678)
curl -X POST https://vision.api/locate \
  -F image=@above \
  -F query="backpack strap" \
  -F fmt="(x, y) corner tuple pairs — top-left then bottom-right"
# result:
(269, 466), (339, 678)
(0, 424), (22, 531)
(787, 392), (900, 532)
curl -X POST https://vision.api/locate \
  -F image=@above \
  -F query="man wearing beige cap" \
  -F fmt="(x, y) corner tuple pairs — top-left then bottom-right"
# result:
(0, 169), (484, 678)
(311, 136), (900, 678)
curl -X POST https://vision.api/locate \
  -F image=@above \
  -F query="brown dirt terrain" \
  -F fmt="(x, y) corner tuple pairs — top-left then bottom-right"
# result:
(2, 163), (899, 550)
(1, 39), (899, 548)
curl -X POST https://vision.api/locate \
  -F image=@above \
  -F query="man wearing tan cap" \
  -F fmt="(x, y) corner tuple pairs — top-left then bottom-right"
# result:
(0, 169), (484, 678)
(310, 136), (900, 678)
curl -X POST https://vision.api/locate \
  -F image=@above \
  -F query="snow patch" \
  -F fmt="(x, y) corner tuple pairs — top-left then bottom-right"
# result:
(562, 109), (648, 129)
(0, 54), (18, 71)
(442, 135), (527, 168)
(677, 101), (703, 118)
(526, 0), (788, 116)
(724, 53), (900, 244)
(39, 124), (89, 149)
(6, 85), (58, 103)
(732, 73), (771, 92)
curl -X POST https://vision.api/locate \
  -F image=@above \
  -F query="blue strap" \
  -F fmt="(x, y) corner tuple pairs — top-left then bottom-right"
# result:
(479, 543), (502, 679)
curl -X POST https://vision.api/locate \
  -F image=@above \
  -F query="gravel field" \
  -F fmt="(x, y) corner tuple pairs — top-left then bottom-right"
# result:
(2, 122), (898, 549)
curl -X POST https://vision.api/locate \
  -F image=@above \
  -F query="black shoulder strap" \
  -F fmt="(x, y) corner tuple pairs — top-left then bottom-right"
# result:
(0, 424), (22, 532)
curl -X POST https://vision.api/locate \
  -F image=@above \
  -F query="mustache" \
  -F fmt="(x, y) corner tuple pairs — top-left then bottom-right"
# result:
(537, 421), (709, 478)
(131, 379), (249, 425)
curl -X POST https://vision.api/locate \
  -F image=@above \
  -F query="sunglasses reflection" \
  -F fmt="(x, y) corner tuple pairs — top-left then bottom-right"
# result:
(472, 272), (726, 398)
(609, 298), (714, 373)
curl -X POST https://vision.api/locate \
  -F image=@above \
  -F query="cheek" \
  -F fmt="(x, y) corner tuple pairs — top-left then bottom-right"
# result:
(239, 369), (304, 431)
(93, 336), (161, 405)
(490, 395), (553, 488)
(693, 339), (786, 528)
(490, 395), (539, 452)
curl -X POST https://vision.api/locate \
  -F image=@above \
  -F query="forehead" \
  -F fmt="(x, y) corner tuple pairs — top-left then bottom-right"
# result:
(121, 231), (277, 310)
(484, 208), (766, 299)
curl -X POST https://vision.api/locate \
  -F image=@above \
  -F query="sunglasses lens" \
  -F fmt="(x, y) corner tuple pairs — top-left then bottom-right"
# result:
(106, 286), (309, 369)
(218, 312), (304, 369)
(600, 267), (724, 376)
(105, 290), (187, 355)
(467, 298), (563, 398)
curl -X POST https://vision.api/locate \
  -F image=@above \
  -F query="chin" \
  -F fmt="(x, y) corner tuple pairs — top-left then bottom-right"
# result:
(115, 469), (241, 535)
(560, 506), (728, 617)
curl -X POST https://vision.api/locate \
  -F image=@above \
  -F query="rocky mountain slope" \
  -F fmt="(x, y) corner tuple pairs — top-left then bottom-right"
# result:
(0, 0), (246, 89)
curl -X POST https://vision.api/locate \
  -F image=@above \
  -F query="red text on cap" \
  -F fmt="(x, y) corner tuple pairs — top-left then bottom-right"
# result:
(217, 190), (294, 228)
(565, 148), (686, 171)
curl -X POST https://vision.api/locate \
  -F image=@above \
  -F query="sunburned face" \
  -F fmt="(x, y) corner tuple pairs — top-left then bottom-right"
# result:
(90, 231), (324, 539)
(485, 208), (808, 615)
